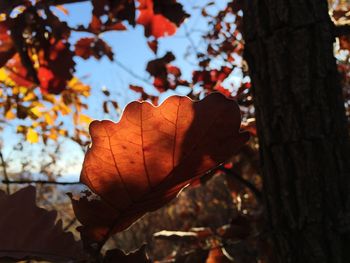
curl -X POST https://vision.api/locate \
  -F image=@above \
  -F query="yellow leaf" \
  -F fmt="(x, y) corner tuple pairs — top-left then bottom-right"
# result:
(16, 125), (26, 133)
(43, 94), (56, 104)
(32, 122), (39, 128)
(59, 102), (71, 115)
(26, 128), (39, 143)
(79, 114), (93, 125)
(0, 14), (6, 22)
(0, 69), (15, 86)
(44, 113), (56, 126)
(59, 129), (68, 136)
(23, 92), (36, 102)
(19, 86), (28, 94)
(5, 110), (15, 120)
(67, 77), (90, 95)
(29, 106), (43, 118)
(48, 128), (58, 141)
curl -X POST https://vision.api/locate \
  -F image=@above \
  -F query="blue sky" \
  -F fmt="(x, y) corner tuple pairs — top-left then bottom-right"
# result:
(2, 1), (236, 180)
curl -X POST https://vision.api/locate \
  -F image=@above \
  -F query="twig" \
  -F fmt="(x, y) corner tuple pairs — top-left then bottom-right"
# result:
(2, 180), (81, 185)
(114, 60), (154, 86)
(63, 217), (77, 231)
(0, 151), (10, 194)
(183, 23), (200, 57)
(220, 167), (263, 203)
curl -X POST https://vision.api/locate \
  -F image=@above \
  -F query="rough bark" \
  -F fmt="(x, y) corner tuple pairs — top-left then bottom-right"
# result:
(242, 1), (350, 262)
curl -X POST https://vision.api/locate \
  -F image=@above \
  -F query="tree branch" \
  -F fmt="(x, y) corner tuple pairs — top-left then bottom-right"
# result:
(2, 180), (81, 185)
(63, 217), (77, 231)
(114, 60), (154, 86)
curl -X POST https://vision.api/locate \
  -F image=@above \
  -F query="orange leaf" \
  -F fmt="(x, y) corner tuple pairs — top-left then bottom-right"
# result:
(71, 93), (249, 243)
(137, 0), (177, 38)
(0, 186), (85, 262)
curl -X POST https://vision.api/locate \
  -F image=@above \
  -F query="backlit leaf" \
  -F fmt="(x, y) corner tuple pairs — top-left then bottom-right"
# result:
(71, 93), (249, 244)
(26, 128), (39, 143)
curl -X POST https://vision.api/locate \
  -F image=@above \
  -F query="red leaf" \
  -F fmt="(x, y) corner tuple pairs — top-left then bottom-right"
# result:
(0, 21), (16, 68)
(88, 15), (127, 34)
(71, 93), (249, 243)
(166, 64), (181, 77)
(215, 85), (232, 98)
(75, 37), (114, 61)
(0, 186), (85, 262)
(146, 52), (175, 77)
(130, 84), (144, 93)
(137, 0), (177, 38)
(146, 52), (187, 91)
(6, 39), (75, 94)
(6, 54), (35, 88)
(38, 39), (75, 94)
(147, 39), (158, 54)
(192, 67), (233, 92)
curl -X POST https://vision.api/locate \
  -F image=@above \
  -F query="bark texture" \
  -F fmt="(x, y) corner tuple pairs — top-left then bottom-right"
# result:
(242, 1), (350, 262)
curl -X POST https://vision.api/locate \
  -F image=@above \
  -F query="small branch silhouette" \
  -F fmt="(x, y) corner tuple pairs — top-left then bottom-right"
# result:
(2, 180), (81, 185)
(220, 167), (263, 202)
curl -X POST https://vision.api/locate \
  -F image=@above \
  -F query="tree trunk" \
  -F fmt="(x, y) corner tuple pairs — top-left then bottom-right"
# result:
(242, 1), (350, 262)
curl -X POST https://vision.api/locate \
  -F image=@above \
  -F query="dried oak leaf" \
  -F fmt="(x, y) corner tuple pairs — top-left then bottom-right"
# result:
(71, 93), (249, 243)
(0, 186), (85, 262)
(75, 37), (114, 61)
(137, 0), (177, 38)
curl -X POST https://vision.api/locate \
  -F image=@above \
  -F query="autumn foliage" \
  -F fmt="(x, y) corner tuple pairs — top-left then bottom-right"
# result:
(72, 94), (248, 245)
(0, 0), (349, 262)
